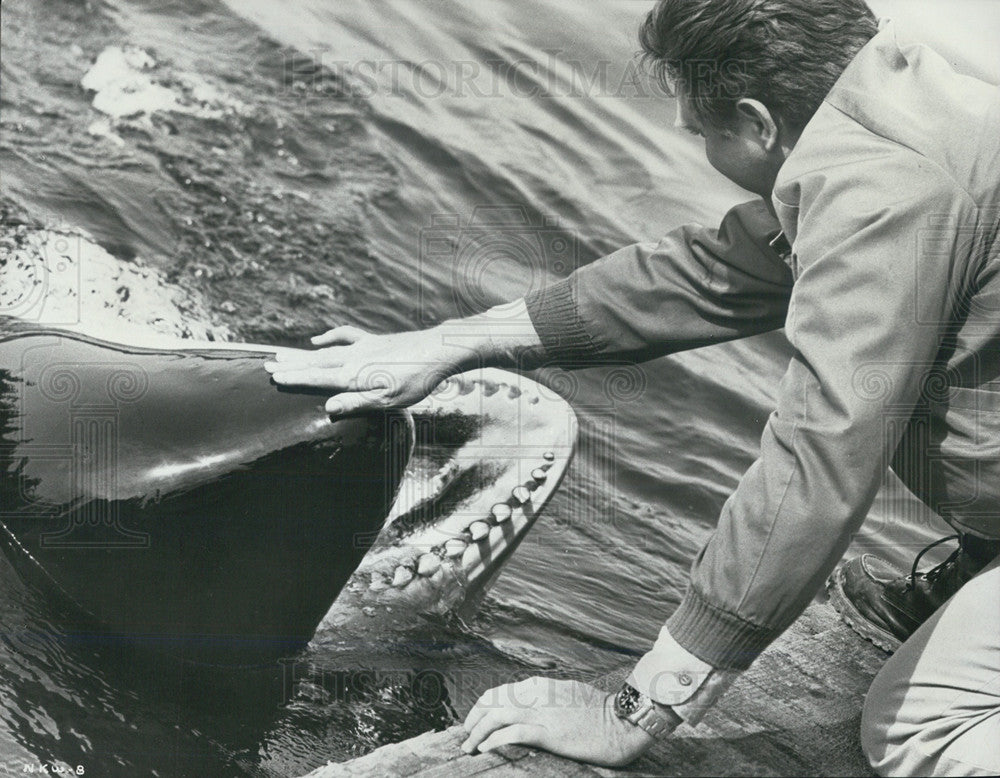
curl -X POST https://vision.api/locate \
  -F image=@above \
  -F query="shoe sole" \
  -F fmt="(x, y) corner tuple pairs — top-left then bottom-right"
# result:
(827, 566), (901, 654)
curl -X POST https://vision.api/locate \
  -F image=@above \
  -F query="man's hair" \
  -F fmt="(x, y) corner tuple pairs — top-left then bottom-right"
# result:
(639, 0), (878, 132)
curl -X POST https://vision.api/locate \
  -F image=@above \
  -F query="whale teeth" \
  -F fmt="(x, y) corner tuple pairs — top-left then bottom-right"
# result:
(369, 572), (390, 592)
(417, 553), (441, 577)
(469, 521), (490, 541)
(457, 379), (476, 395)
(531, 468), (547, 483)
(480, 380), (500, 396)
(507, 386), (522, 399)
(392, 566), (414, 587)
(543, 451), (555, 461)
(512, 486), (530, 504)
(491, 503), (513, 522)
(444, 538), (467, 557)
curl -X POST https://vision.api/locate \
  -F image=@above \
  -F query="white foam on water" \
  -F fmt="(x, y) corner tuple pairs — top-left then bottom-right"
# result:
(80, 45), (246, 124)
(81, 46), (179, 119)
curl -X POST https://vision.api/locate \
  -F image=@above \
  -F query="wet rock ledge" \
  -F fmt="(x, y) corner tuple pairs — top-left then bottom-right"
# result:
(303, 602), (885, 777)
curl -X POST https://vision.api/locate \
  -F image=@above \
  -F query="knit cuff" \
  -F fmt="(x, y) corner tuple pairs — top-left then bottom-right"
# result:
(523, 278), (601, 363)
(667, 586), (781, 671)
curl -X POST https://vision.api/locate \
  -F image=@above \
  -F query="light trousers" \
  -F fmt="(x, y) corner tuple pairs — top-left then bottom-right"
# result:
(861, 556), (1000, 776)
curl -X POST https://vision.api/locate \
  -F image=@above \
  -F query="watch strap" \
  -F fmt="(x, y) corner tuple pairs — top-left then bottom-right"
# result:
(631, 699), (683, 738)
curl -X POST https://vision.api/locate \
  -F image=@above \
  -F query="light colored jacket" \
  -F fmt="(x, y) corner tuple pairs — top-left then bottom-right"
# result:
(525, 19), (1000, 678)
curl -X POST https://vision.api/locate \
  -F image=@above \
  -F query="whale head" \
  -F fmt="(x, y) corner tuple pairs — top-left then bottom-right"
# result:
(0, 321), (576, 661)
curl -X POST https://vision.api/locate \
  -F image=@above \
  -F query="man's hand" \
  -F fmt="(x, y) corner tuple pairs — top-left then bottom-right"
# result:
(264, 324), (472, 416)
(264, 302), (546, 416)
(461, 677), (655, 768)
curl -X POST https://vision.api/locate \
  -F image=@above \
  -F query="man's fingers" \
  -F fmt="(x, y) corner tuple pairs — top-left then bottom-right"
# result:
(325, 392), (382, 416)
(477, 724), (541, 754)
(463, 686), (504, 733)
(461, 708), (524, 754)
(264, 355), (344, 372)
(463, 681), (531, 735)
(311, 325), (367, 346)
(462, 703), (487, 735)
(266, 341), (350, 368)
(269, 367), (349, 390)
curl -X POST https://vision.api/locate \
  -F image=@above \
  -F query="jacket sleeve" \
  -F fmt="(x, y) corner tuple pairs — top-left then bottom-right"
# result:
(523, 199), (793, 363)
(666, 162), (974, 670)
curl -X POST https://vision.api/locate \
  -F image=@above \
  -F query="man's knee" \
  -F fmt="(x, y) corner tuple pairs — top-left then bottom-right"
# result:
(861, 709), (1000, 778)
(860, 558), (1000, 777)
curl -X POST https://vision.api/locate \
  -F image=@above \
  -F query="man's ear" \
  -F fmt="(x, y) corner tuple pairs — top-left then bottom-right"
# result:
(735, 98), (780, 151)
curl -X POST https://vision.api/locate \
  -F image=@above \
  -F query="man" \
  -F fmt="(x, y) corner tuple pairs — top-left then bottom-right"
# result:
(266, 1), (1000, 774)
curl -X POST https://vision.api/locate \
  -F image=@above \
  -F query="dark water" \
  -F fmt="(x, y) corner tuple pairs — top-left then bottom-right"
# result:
(0, 0), (980, 775)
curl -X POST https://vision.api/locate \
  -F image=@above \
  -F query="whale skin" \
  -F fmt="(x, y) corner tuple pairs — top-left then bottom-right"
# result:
(0, 319), (413, 662)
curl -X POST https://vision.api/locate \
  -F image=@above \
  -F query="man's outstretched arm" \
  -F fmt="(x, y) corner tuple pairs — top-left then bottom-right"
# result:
(266, 198), (792, 412)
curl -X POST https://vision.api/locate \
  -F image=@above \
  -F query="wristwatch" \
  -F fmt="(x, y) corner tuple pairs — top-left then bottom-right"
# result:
(612, 682), (683, 738)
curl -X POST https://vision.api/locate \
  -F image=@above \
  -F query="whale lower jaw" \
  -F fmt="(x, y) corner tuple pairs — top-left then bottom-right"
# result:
(321, 369), (577, 627)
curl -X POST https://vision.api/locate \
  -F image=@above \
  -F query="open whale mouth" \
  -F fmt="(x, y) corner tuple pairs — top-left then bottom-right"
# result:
(0, 321), (576, 661)
(325, 370), (576, 627)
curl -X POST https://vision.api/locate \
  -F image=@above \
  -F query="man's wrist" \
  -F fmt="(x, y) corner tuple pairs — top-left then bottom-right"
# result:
(604, 690), (661, 752)
(629, 625), (740, 726)
(436, 299), (547, 371)
(610, 682), (683, 739)
(431, 320), (487, 372)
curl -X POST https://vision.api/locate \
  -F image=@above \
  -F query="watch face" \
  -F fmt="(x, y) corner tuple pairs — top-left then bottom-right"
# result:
(614, 684), (642, 717)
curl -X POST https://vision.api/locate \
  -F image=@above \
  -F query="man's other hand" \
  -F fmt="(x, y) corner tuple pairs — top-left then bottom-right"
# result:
(461, 677), (655, 767)
(264, 324), (469, 416)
